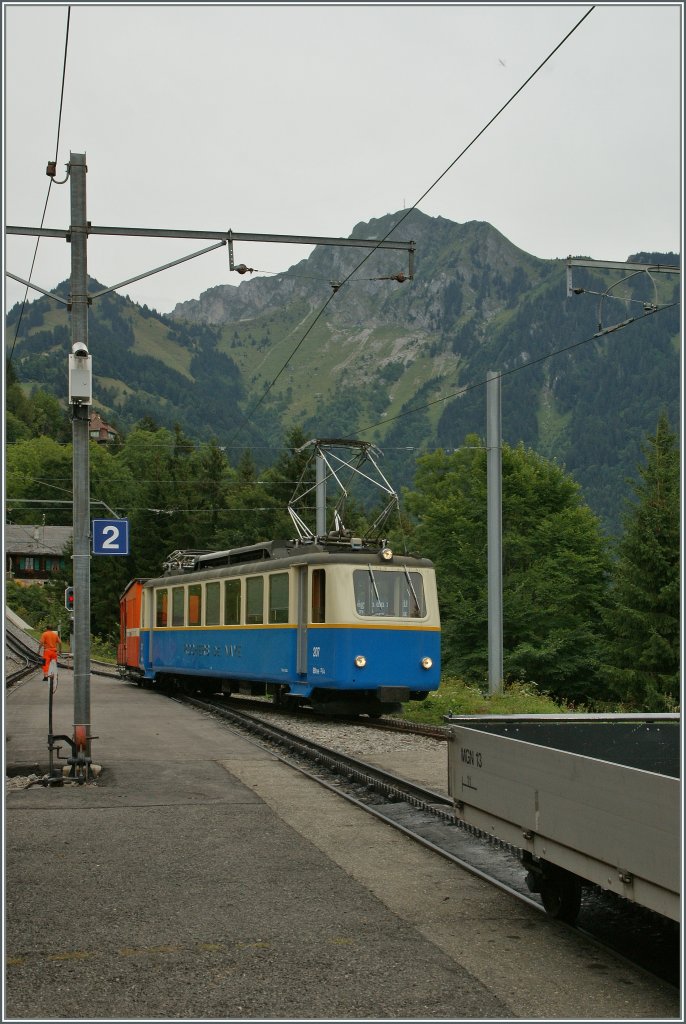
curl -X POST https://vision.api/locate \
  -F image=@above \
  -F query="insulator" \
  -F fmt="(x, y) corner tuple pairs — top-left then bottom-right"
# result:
(46, 161), (57, 178)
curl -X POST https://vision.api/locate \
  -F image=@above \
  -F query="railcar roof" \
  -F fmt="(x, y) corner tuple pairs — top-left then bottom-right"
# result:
(144, 543), (433, 588)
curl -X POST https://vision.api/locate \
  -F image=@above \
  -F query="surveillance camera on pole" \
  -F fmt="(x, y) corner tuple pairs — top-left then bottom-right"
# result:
(68, 342), (92, 404)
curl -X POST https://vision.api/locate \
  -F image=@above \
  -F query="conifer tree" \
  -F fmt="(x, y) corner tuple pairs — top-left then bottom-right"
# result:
(402, 436), (610, 702)
(601, 412), (680, 710)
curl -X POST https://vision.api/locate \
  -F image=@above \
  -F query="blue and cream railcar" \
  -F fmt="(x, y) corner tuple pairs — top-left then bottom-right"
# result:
(118, 539), (441, 715)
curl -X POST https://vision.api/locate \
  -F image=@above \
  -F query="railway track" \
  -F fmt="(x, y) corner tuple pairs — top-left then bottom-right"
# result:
(172, 690), (680, 989)
(180, 691), (450, 740)
(5, 619), (122, 688)
(5, 625), (42, 686)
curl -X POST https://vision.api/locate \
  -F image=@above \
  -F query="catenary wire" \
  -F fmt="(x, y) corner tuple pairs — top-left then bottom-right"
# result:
(358, 302), (679, 435)
(227, 6), (596, 445)
(6, 7), (71, 369)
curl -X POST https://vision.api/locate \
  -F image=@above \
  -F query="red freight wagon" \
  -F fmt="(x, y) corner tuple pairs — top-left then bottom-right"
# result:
(118, 579), (147, 677)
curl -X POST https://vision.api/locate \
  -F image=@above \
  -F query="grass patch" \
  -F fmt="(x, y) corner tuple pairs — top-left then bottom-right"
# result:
(537, 385), (571, 458)
(132, 319), (193, 377)
(402, 676), (572, 724)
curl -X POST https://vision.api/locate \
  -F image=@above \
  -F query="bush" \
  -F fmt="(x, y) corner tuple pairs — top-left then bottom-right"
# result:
(90, 634), (117, 663)
(5, 579), (71, 636)
(402, 676), (572, 724)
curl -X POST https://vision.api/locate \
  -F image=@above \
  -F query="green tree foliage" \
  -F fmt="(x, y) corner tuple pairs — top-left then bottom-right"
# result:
(256, 427), (318, 537)
(5, 359), (71, 443)
(601, 412), (680, 710)
(219, 449), (283, 547)
(116, 424), (233, 577)
(87, 444), (138, 640)
(403, 438), (610, 701)
(5, 578), (73, 636)
(259, 427), (312, 512)
(5, 436), (74, 525)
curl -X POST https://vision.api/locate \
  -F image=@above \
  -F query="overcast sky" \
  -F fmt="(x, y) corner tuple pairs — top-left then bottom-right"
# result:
(3, 2), (682, 315)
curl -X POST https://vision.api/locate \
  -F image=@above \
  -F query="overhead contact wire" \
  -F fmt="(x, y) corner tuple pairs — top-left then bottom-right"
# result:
(231, 5), (596, 442)
(7, 7), (71, 368)
(359, 302), (679, 434)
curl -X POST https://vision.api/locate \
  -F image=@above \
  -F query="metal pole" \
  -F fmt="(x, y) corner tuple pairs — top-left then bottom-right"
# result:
(316, 455), (326, 537)
(69, 152), (92, 759)
(486, 371), (503, 694)
(48, 679), (55, 778)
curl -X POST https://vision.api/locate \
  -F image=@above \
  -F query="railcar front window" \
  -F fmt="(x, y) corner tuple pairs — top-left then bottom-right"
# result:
(353, 569), (426, 618)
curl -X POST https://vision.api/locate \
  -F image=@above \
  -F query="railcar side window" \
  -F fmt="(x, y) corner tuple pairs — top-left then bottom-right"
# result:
(172, 586), (185, 627)
(224, 579), (240, 625)
(188, 584), (202, 627)
(353, 569), (426, 618)
(156, 589), (168, 627)
(246, 576), (264, 624)
(269, 573), (289, 623)
(311, 568), (326, 623)
(206, 581), (220, 626)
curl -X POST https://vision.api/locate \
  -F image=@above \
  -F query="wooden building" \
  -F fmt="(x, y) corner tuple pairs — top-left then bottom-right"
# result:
(5, 524), (72, 584)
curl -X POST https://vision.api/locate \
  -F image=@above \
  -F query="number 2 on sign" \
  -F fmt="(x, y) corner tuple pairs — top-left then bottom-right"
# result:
(101, 525), (121, 549)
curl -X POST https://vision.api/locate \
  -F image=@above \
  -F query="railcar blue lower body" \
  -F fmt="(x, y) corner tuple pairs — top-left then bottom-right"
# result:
(136, 623), (440, 704)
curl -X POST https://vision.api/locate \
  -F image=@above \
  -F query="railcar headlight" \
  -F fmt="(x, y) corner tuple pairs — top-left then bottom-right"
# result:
(354, 655), (367, 668)
(420, 657), (433, 670)
(380, 546), (393, 561)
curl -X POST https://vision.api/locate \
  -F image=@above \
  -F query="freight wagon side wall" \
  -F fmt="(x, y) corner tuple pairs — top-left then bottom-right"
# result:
(448, 716), (681, 921)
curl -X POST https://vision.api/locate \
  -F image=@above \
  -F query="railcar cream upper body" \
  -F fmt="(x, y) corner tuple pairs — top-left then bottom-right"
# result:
(140, 551), (440, 633)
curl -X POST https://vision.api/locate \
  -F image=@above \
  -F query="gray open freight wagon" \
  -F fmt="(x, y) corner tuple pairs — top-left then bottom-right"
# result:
(447, 714), (681, 923)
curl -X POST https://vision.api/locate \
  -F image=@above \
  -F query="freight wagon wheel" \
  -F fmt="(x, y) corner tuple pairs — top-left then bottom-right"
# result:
(539, 864), (582, 924)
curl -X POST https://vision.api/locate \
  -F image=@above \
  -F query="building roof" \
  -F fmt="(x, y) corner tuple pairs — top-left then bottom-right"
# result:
(4, 525), (73, 556)
(89, 411), (118, 439)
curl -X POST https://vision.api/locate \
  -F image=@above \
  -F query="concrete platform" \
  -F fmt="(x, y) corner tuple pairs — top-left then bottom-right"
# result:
(5, 669), (681, 1020)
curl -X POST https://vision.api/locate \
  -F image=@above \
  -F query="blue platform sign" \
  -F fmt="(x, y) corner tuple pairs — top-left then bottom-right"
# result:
(92, 518), (129, 556)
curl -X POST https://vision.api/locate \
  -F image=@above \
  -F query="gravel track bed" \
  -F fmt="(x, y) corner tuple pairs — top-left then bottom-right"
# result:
(237, 703), (450, 794)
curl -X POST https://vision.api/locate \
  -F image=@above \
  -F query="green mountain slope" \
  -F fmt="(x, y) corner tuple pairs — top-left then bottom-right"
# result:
(6, 209), (680, 535)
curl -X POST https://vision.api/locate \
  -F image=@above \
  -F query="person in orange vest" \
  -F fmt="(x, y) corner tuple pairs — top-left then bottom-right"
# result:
(39, 625), (61, 681)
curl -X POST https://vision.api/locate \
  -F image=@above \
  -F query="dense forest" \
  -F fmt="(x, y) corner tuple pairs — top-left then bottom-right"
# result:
(6, 362), (680, 713)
